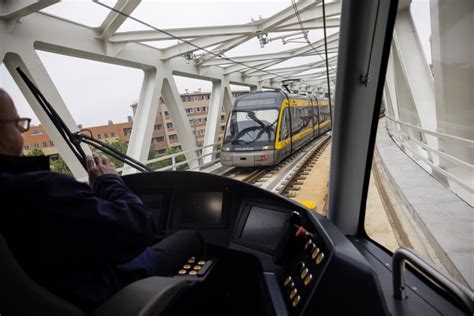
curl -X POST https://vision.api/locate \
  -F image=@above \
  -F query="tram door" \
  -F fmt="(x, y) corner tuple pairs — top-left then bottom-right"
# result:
(278, 107), (292, 161)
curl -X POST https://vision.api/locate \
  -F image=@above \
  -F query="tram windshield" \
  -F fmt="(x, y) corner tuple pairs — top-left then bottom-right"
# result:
(223, 109), (279, 147)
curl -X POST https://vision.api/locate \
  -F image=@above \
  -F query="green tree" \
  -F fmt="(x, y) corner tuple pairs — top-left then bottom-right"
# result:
(25, 148), (72, 176)
(50, 156), (73, 177)
(95, 140), (128, 168)
(25, 148), (45, 157)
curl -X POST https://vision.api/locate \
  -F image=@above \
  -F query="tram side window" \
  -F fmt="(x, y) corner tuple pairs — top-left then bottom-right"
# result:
(300, 107), (311, 130)
(291, 107), (303, 134)
(279, 108), (290, 141)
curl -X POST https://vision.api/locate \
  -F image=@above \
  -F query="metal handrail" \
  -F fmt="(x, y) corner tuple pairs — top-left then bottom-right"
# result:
(145, 142), (222, 171)
(393, 247), (474, 314)
(386, 123), (473, 193)
(385, 115), (474, 147)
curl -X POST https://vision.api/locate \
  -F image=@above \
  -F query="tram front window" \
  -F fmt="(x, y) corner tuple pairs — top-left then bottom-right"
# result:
(223, 109), (279, 149)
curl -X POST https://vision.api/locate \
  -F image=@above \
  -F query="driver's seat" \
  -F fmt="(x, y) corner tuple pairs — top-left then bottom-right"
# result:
(0, 233), (189, 316)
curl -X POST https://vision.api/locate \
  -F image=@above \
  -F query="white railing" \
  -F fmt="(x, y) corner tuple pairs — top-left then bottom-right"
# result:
(385, 115), (474, 205)
(146, 142), (222, 172)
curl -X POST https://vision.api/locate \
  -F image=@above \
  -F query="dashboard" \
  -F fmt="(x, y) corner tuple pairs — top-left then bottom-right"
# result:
(122, 171), (468, 316)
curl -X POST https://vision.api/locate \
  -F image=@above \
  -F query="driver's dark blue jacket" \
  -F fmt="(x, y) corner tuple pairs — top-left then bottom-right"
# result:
(0, 154), (159, 311)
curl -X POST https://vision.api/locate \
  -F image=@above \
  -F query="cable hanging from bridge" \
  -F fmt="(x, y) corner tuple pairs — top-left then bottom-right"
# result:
(290, 0), (337, 85)
(93, 0), (319, 89)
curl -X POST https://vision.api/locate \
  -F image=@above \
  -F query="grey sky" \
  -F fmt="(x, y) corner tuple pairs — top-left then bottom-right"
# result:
(0, 0), (431, 127)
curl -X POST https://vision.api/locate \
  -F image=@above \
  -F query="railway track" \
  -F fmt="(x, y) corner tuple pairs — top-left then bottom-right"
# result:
(220, 134), (331, 196)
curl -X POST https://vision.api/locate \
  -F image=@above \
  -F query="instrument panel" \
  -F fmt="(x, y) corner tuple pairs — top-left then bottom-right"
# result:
(123, 171), (417, 315)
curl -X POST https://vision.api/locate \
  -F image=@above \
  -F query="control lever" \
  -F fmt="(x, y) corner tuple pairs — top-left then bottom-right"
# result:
(290, 211), (314, 239)
(273, 211), (302, 264)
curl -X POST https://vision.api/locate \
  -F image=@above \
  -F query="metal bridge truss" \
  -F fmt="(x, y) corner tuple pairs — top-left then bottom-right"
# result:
(0, 0), (340, 179)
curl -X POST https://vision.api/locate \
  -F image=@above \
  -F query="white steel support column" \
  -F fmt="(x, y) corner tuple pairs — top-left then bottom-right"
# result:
(160, 75), (198, 169)
(123, 68), (163, 175)
(392, 9), (439, 165)
(250, 82), (263, 92)
(430, 0), (473, 203)
(202, 79), (233, 163)
(3, 52), (90, 178)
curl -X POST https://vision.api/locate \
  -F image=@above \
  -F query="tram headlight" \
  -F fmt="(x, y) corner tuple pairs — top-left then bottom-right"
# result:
(256, 154), (269, 161)
(222, 146), (231, 152)
(261, 145), (274, 150)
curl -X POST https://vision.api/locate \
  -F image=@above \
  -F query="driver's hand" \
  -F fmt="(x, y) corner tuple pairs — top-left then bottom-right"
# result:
(87, 154), (118, 187)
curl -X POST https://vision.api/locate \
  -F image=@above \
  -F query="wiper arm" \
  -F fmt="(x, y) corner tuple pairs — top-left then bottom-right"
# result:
(247, 111), (267, 129)
(16, 67), (151, 173)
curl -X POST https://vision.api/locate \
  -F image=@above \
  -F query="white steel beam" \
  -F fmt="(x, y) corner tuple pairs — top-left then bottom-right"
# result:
(393, 10), (439, 160)
(160, 74), (198, 169)
(162, 35), (239, 60)
(430, 0), (473, 204)
(262, 0), (320, 30)
(97, 0), (141, 40)
(110, 24), (257, 43)
(198, 35), (253, 63)
(202, 79), (232, 163)
(204, 32), (339, 67)
(0, 0), (59, 20)
(3, 51), (90, 179)
(123, 68), (163, 175)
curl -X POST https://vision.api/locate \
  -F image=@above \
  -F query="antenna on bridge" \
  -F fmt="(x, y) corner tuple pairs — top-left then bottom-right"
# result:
(282, 79), (301, 93)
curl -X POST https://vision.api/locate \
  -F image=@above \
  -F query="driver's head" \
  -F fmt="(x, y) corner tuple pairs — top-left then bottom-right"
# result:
(0, 89), (24, 156)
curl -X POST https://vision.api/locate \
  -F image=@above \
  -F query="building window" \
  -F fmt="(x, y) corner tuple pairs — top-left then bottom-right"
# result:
(169, 134), (178, 141)
(34, 143), (39, 149)
(153, 136), (164, 143)
(98, 134), (101, 139)
(154, 124), (162, 130)
(202, 106), (207, 112)
(42, 142), (48, 148)
(166, 122), (173, 129)
(198, 118), (202, 123)
(204, 118), (208, 122)
(189, 120), (194, 126)
(50, 154), (59, 161)
(31, 130), (43, 136)
(111, 132), (115, 137)
(164, 111), (169, 117)
(50, 141), (54, 146)
(104, 133), (108, 138)
(157, 148), (166, 154)
(221, 115), (225, 120)
(123, 128), (132, 136)
(196, 107), (201, 112)
(24, 145), (29, 150)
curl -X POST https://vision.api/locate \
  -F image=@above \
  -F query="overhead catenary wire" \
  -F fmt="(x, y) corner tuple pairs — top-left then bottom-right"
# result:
(93, 0), (324, 90)
(290, 0), (337, 86)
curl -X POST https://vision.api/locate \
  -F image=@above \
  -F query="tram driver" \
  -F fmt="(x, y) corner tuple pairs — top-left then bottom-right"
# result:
(0, 89), (203, 311)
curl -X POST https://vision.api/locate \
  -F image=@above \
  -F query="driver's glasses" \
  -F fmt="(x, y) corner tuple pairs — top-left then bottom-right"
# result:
(0, 117), (31, 132)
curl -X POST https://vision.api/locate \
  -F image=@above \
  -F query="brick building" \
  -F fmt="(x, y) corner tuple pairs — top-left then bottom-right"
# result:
(22, 90), (248, 157)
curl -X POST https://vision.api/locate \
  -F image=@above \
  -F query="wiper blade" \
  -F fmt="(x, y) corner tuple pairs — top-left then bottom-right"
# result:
(16, 67), (151, 173)
(247, 111), (267, 129)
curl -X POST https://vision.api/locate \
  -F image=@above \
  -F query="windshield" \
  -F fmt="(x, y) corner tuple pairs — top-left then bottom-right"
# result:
(223, 109), (279, 146)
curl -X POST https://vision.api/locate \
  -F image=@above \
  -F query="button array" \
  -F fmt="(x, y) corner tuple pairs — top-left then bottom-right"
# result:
(282, 237), (326, 310)
(177, 257), (209, 276)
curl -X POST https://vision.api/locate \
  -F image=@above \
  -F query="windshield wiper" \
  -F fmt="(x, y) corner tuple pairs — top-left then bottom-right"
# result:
(16, 67), (151, 173)
(247, 111), (267, 129)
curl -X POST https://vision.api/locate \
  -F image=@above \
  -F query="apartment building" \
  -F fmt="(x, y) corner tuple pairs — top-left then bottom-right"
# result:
(22, 90), (247, 157)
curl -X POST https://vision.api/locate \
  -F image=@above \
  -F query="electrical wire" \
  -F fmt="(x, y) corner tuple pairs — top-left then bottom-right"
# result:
(290, 0), (337, 85)
(93, 0), (319, 88)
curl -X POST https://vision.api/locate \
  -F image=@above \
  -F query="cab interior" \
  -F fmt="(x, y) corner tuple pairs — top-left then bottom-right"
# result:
(0, 0), (473, 315)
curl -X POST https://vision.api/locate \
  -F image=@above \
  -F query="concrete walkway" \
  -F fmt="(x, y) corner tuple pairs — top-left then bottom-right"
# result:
(376, 119), (474, 290)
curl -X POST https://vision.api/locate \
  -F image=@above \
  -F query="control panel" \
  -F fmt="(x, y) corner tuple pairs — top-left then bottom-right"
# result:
(176, 257), (216, 279)
(278, 229), (330, 314)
